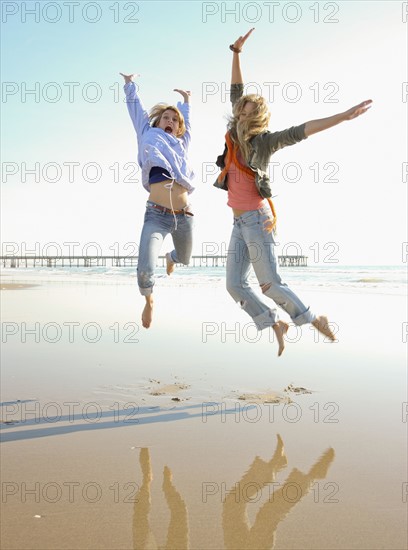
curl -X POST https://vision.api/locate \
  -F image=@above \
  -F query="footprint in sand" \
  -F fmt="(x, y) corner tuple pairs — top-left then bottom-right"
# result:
(149, 383), (191, 399)
(235, 391), (292, 405)
(283, 384), (313, 394)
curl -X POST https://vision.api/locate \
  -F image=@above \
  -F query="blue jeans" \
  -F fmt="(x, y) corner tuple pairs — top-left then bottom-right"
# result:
(226, 206), (315, 330)
(137, 201), (194, 295)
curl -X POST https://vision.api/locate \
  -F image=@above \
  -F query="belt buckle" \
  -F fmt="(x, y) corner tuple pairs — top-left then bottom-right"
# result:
(159, 204), (171, 214)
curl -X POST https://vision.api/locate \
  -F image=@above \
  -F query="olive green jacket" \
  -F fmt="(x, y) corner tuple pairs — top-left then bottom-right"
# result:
(214, 83), (307, 198)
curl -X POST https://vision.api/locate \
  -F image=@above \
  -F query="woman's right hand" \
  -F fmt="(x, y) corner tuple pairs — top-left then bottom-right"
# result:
(231, 28), (255, 53)
(119, 73), (139, 84)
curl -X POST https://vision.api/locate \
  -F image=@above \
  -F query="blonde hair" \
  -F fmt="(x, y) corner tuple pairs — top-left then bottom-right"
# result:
(228, 94), (271, 162)
(149, 103), (186, 138)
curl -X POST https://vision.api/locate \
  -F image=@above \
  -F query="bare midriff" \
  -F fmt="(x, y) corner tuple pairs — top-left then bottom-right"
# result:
(232, 208), (248, 217)
(148, 180), (189, 210)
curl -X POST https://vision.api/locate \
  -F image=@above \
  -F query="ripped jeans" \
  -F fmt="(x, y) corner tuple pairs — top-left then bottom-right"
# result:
(226, 206), (315, 330)
(137, 201), (194, 296)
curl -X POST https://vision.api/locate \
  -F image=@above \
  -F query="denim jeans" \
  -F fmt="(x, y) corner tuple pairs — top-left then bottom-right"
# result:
(137, 201), (194, 295)
(226, 206), (315, 330)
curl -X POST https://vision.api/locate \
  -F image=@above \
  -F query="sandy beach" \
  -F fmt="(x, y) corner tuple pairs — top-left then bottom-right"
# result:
(1, 275), (407, 549)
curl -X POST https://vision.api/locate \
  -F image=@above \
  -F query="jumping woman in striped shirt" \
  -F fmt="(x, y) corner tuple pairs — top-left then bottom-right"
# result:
(120, 72), (194, 328)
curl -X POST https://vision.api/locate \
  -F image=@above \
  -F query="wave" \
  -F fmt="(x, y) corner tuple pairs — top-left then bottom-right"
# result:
(353, 278), (387, 283)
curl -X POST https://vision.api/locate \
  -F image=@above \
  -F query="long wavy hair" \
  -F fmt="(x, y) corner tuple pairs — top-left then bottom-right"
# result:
(149, 104), (186, 138)
(228, 94), (271, 162)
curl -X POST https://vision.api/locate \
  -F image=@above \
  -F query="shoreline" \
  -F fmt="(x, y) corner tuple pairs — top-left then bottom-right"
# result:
(0, 267), (406, 297)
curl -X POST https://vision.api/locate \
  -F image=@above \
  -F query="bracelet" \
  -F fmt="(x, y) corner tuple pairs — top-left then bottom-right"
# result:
(229, 44), (241, 53)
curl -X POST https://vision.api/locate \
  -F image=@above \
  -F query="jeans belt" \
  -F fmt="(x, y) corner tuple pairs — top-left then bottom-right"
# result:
(148, 203), (192, 216)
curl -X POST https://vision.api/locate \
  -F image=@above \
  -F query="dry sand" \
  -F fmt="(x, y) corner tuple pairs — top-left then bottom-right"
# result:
(0, 278), (407, 549)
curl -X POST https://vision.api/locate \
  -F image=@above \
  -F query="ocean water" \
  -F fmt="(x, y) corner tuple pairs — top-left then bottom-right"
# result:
(0, 263), (406, 295)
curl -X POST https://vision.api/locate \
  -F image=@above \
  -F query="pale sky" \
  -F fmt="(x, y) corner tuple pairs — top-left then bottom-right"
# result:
(1, 0), (407, 265)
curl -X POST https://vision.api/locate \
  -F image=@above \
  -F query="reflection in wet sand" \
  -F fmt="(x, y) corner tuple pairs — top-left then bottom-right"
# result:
(133, 448), (189, 549)
(133, 437), (334, 549)
(223, 435), (335, 549)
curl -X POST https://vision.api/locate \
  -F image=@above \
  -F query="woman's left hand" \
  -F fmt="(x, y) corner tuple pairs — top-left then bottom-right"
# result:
(343, 99), (373, 120)
(174, 89), (191, 103)
(231, 28), (255, 53)
(263, 218), (276, 234)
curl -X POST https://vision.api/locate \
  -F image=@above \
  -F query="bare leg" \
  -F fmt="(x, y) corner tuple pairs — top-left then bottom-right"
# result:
(166, 252), (176, 276)
(272, 320), (289, 357)
(312, 315), (336, 341)
(141, 295), (153, 329)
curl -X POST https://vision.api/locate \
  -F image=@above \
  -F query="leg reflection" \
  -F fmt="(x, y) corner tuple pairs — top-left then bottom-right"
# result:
(132, 448), (189, 550)
(162, 466), (189, 549)
(133, 448), (156, 549)
(223, 435), (335, 549)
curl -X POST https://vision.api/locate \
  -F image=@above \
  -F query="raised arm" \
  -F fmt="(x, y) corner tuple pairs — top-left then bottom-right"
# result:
(119, 72), (150, 137)
(304, 100), (372, 137)
(174, 89), (192, 149)
(230, 28), (254, 84)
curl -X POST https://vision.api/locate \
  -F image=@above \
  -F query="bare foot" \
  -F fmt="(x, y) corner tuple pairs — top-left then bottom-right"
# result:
(166, 252), (175, 276)
(312, 315), (336, 341)
(142, 300), (153, 329)
(272, 320), (289, 357)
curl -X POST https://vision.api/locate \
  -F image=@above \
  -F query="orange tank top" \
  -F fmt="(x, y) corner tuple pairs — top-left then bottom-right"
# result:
(218, 132), (277, 232)
(227, 152), (265, 211)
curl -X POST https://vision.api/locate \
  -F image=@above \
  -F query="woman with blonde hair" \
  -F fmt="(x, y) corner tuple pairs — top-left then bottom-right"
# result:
(215, 29), (372, 356)
(120, 73), (194, 328)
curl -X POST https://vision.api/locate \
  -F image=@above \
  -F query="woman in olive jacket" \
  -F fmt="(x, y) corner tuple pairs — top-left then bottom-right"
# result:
(214, 29), (372, 356)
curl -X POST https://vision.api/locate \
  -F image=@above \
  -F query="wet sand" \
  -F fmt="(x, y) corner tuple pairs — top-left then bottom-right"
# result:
(0, 278), (407, 549)
(0, 282), (39, 290)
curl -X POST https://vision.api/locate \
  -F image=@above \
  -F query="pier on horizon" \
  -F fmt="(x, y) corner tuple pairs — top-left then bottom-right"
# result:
(0, 255), (308, 268)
